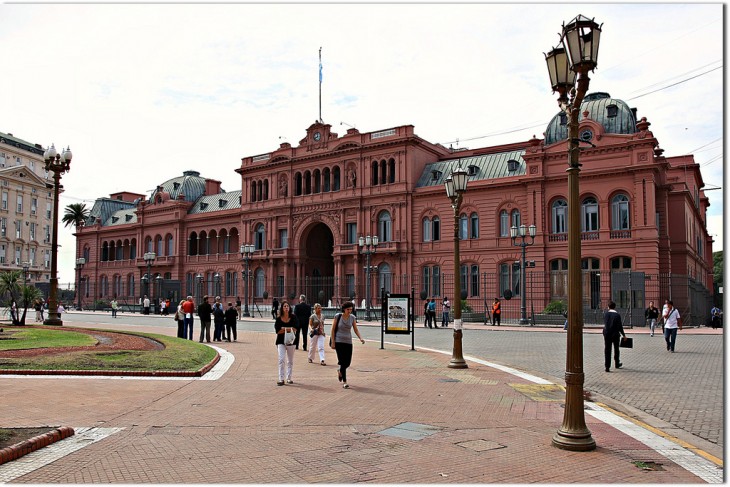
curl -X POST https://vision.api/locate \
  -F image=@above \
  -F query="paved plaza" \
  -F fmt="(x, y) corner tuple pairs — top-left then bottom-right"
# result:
(0, 312), (723, 483)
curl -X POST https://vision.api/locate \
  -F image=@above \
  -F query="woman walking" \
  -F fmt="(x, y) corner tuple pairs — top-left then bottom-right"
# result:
(329, 301), (365, 389)
(308, 303), (327, 365)
(274, 300), (298, 386)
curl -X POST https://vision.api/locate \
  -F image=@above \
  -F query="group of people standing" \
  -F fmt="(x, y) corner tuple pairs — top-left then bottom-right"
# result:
(423, 297), (451, 328)
(274, 295), (365, 389)
(173, 295), (239, 342)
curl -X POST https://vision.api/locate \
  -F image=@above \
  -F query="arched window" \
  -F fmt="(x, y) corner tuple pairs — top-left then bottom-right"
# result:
(129, 240), (136, 260)
(263, 179), (269, 200)
(499, 262), (521, 297)
(116, 240), (123, 260)
(188, 232), (198, 256)
(470, 264), (479, 297)
(199, 231), (208, 255)
(388, 159), (396, 183)
(167, 235), (174, 256)
(378, 211), (392, 242)
(332, 166), (340, 191)
(499, 210), (509, 237)
(251, 181), (257, 202)
(313, 169), (321, 193)
(257, 180), (263, 201)
(611, 194), (630, 230)
(101, 242), (109, 262)
(255, 224), (265, 250)
(83, 246), (90, 262)
(304, 171), (312, 195)
(294, 173), (302, 196)
(459, 213), (468, 240)
(552, 199), (567, 234)
(378, 262), (392, 293)
(323, 168), (331, 192)
(470, 212), (479, 239)
(432, 217), (440, 241)
(422, 217), (431, 242)
(380, 160), (387, 184)
(127, 274), (135, 298)
(372, 162), (378, 186)
(156, 236), (164, 256)
(145, 236), (153, 253)
(511, 209), (521, 229)
(581, 197), (599, 232)
(254, 268), (265, 298)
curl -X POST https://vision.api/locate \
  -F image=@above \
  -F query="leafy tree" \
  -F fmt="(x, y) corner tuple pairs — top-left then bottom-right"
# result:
(62, 203), (89, 229)
(713, 251), (723, 287)
(19, 285), (42, 325)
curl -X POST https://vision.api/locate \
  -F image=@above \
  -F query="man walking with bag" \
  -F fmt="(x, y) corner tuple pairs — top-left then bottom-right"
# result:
(603, 301), (626, 372)
(663, 300), (682, 352)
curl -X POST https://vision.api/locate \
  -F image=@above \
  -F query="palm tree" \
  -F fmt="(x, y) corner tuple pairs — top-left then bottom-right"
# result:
(0, 270), (21, 325)
(62, 203), (89, 229)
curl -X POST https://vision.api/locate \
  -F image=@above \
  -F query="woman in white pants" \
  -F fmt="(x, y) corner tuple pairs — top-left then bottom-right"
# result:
(274, 301), (298, 386)
(308, 303), (327, 366)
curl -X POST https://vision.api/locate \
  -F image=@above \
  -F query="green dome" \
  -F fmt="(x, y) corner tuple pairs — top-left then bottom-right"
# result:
(544, 93), (637, 145)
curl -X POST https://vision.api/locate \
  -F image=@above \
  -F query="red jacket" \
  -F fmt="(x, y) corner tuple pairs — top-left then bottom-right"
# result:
(181, 300), (195, 315)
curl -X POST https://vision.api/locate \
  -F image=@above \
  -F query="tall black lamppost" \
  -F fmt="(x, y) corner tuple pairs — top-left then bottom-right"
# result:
(545, 14), (601, 451)
(21, 261), (29, 314)
(445, 167), (468, 369)
(358, 235), (378, 320)
(196, 273), (204, 304)
(42, 143), (72, 326)
(510, 224), (536, 325)
(143, 251), (156, 312)
(240, 244), (254, 317)
(155, 275), (163, 313)
(75, 257), (85, 311)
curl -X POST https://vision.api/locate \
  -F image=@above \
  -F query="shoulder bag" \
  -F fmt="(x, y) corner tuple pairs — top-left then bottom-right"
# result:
(329, 313), (341, 349)
(283, 326), (296, 346)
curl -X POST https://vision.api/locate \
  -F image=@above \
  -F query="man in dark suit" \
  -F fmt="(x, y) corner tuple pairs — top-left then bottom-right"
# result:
(603, 301), (626, 372)
(293, 294), (312, 351)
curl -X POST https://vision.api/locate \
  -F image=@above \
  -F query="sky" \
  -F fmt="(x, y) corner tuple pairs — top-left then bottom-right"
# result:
(0, 3), (723, 285)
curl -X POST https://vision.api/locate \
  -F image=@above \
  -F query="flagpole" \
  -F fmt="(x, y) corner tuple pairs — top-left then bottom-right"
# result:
(319, 47), (322, 123)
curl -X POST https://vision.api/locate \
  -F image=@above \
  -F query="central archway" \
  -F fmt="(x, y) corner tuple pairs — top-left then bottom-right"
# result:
(302, 222), (335, 304)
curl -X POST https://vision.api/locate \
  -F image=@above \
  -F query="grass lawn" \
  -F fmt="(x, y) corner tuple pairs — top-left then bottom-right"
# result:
(0, 328), (217, 372)
(0, 327), (97, 350)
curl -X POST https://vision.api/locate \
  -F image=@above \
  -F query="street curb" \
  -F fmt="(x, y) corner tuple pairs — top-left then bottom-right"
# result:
(0, 352), (221, 378)
(0, 426), (74, 465)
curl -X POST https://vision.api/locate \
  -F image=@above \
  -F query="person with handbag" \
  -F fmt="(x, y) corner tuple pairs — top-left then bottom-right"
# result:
(175, 299), (186, 338)
(603, 301), (626, 372)
(329, 301), (365, 389)
(308, 303), (327, 366)
(274, 300), (299, 385)
(663, 300), (682, 352)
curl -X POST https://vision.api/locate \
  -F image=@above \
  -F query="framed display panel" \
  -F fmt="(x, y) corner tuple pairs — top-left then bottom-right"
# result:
(385, 294), (410, 334)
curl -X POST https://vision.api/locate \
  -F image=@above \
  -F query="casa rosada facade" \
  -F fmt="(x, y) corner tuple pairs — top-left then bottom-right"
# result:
(75, 93), (713, 323)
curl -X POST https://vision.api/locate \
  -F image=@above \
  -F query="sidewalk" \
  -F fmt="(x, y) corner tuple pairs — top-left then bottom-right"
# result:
(0, 318), (722, 483)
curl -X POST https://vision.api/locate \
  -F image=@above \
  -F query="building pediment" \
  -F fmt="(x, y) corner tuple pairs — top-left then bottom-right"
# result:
(0, 166), (49, 187)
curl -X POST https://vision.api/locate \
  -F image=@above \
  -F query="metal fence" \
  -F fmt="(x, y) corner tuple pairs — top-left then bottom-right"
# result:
(63, 269), (712, 327)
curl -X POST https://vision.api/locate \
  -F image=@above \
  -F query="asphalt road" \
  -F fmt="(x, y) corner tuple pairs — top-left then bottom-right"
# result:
(59, 311), (724, 459)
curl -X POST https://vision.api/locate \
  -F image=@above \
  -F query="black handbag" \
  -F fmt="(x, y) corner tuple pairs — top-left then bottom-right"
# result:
(619, 337), (633, 348)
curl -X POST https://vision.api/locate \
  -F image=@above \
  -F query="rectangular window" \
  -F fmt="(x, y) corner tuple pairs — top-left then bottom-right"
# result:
(15, 246), (21, 265)
(500, 211), (509, 237)
(346, 223), (357, 244)
(279, 229), (288, 248)
(29, 248), (35, 266)
(44, 225), (50, 242)
(46, 202), (51, 219)
(422, 218), (431, 242)
(431, 266), (440, 297)
(433, 218), (440, 241)
(470, 265), (479, 297)
(29, 222), (36, 241)
(0, 218), (5, 237)
(15, 220), (21, 239)
(1, 191), (7, 210)
(16, 195), (22, 213)
(277, 276), (285, 298)
(0, 244), (5, 263)
(31, 198), (37, 215)
(44, 250), (50, 268)
(345, 274), (355, 298)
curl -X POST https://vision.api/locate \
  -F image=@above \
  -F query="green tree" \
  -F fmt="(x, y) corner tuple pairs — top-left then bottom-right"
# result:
(62, 203), (89, 229)
(0, 270), (21, 324)
(713, 251), (723, 287)
(19, 285), (42, 325)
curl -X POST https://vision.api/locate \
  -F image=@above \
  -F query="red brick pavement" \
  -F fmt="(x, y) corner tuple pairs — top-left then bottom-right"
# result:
(0, 320), (713, 483)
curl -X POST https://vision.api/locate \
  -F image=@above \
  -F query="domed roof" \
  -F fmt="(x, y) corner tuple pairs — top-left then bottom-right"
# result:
(150, 170), (207, 203)
(544, 92), (637, 146)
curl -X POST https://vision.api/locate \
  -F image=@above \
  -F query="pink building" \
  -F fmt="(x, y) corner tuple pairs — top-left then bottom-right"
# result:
(75, 92), (714, 325)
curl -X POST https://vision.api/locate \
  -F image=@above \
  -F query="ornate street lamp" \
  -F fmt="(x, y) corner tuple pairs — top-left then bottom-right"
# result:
(240, 244), (254, 317)
(358, 235), (379, 320)
(545, 14), (601, 451)
(143, 251), (156, 312)
(510, 224), (536, 325)
(155, 275), (163, 313)
(196, 273), (204, 305)
(42, 144), (72, 326)
(75, 257), (85, 311)
(445, 167), (468, 369)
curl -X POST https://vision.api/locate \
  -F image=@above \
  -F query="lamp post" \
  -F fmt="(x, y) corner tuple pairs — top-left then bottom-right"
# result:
(42, 143), (72, 326)
(510, 224), (536, 325)
(75, 258), (85, 311)
(155, 275), (163, 313)
(240, 244), (254, 317)
(445, 167), (468, 369)
(21, 261), (29, 316)
(545, 14), (601, 451)
(196, 273), (204, 305)
(143, 251), (156, 312)
(358, 235), (379, 320)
